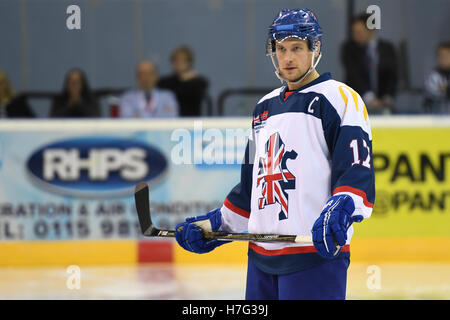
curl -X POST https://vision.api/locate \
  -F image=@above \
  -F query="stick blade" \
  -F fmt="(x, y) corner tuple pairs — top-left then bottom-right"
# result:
(134, 181), (152, 235)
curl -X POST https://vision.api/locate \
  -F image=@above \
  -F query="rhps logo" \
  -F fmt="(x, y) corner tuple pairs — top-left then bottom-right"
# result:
(257, 132), (297, 220)
(27, 137), (167, 197)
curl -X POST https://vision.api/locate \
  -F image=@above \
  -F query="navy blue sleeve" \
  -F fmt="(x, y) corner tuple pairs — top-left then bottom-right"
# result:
(321, 97), (375, 218)
(223, 137), (254, 218)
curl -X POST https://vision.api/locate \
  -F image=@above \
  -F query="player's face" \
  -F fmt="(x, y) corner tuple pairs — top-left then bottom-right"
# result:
(275, 38), (316, 83)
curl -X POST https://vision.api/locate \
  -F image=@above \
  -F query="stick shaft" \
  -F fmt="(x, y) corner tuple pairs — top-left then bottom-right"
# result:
(149, 227), (312, 244)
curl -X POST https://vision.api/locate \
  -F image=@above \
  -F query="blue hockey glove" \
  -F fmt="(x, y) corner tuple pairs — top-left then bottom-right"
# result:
(175, 208), (230, 254)
(312, 195), (363, 259)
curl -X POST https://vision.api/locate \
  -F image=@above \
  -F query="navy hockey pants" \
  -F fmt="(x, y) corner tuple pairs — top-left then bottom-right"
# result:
(245, 257), (350, 300)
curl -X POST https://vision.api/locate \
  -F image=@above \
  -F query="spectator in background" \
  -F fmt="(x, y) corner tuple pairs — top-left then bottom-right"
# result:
(50, 68), (101, 117)
(120, 60), (179, 118)
(424, 42), (450, 113)
(158, 46), (208, 116)
(341, 13), (398, 114)
(0, 70), (34, 118)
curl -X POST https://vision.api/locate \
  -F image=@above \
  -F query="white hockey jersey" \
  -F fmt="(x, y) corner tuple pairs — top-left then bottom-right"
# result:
(219, 73), (375, 275)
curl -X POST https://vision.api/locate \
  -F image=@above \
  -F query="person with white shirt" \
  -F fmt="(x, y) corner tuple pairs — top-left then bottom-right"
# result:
(120, 60), (179, 118)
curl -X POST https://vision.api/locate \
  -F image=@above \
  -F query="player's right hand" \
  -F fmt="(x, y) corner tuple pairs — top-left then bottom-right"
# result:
(174, 208), (230, 254)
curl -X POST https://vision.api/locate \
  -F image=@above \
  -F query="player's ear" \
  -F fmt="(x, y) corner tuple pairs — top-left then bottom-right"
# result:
(314, 41), (321, 58)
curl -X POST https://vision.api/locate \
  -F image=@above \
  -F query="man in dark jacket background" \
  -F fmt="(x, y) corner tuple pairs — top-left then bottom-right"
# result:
(341, 13), (398, 114)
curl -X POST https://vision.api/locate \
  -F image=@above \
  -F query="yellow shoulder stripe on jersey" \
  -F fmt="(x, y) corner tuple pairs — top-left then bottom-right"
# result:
(338, 85), (368, 123)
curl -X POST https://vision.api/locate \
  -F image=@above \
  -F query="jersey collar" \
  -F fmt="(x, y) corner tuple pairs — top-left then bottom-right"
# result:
(280, 72), (332, 100)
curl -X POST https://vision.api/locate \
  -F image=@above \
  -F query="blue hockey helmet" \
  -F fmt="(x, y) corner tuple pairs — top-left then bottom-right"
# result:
(266, 8), (323, 85)
(266, 8), (323, 56)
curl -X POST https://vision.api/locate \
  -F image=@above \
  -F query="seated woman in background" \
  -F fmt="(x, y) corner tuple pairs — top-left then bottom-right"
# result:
(158, 46), (208, 117)
(0, 70), (35, 118)
(50, 68), (101, 118)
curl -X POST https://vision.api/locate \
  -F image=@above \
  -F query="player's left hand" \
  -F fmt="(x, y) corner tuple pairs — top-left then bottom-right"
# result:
(312, 195), (363, 259)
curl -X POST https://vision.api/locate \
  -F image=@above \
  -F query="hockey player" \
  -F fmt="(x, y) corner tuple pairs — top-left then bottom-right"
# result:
(175, 8), (375, 300)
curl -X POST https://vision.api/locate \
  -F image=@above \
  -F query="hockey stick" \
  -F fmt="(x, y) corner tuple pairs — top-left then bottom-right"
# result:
(134, 181), (312, 244)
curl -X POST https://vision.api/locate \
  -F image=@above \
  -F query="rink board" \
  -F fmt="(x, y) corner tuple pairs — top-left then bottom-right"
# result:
(0, 117), (449, 266)
(2, 237), (450, 266)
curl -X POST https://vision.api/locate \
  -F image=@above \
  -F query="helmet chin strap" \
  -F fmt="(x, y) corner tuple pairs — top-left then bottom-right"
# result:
(271, 50), (322, 86)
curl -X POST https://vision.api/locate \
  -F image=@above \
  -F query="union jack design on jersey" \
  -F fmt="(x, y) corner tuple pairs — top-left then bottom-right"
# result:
(257, 132), (297, 220)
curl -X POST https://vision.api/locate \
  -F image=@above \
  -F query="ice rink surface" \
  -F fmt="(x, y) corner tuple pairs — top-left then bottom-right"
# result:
(0, 262), (449, 300)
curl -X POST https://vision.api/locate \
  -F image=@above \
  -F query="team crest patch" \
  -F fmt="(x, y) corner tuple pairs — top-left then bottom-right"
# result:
(256, 132), (297, 220)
